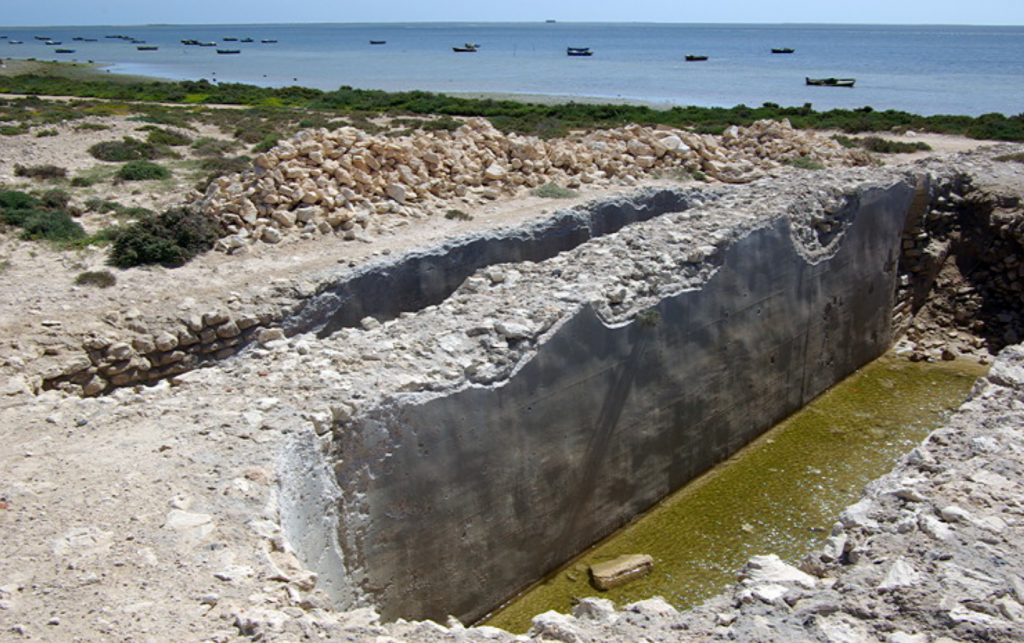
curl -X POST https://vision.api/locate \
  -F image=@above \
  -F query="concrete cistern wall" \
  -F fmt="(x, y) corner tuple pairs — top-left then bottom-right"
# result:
(278, 170), (933, 624)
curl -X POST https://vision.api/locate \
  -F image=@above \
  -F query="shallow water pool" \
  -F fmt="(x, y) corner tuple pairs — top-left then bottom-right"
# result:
(483, 353), (986, 632)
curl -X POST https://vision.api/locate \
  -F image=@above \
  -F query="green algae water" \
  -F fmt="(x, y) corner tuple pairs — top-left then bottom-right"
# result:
(483, 353), (987, 632)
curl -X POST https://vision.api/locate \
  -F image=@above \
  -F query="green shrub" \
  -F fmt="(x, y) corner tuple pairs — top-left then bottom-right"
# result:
(88, 136), (160, 162)
(75, 269), (117, 288)
(144, 126), (192, 147)
(637, 309), (661, 327)
(251, 135), (279, 153)
(422, 116), (465, 131)
(13, 164), (67, 180)
(444, 209), (473, 221)
(70, 175), (102, 187)
(84, 198), (155, 219)
(190, 136), (238, 156)
(110, 207), (220, 267)
(995, 152), (1024, 163)
(0, 190), (41, 214)
(532, 183), (579, 199)
(788, 156), (825, 170)
(35, 128), (59, 138)
(19, 210), (86, 242)
(39, 189), (72, 209)
(116, 160), (171, 181)
(74, 122), (112, 132)
(855, 136), (932, 153)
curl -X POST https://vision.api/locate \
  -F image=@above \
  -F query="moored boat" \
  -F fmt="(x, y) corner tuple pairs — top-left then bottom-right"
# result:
(567, 47), (593, 56)
(261, 39), (278, 44)
(453, 43), (478, 52)
(805, 76), (855, 87)
(54, 48), (75, 54)
(369, 40), (386, 45)
(771, 47), (795, 54)
(217, 49), (241, 54)
(685, 54), (708, 61)
(137, 45), (158, 51)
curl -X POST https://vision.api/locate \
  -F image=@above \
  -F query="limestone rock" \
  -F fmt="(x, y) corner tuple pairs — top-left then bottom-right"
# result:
(589, 554), (654, 590)
(740, 554), (817, 589)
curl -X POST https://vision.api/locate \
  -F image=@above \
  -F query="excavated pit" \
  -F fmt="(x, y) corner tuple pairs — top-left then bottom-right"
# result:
(275, 160), (1023, 627)
(284, 188), (712, 337)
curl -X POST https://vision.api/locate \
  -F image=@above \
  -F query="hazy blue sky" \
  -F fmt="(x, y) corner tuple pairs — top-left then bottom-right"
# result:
(3, 1), (1022, 27)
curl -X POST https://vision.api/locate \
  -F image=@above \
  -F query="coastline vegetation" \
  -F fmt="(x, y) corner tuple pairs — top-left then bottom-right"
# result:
(0, 61), (1022, 142)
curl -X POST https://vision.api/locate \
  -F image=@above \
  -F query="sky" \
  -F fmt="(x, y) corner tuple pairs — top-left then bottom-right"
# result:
(3, 0), (1023, 27)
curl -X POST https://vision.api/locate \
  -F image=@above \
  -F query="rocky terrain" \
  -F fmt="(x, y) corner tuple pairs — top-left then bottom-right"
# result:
(2, 108), (1024, 643)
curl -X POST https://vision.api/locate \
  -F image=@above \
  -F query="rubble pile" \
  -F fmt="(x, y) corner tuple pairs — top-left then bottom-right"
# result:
(200, 118), (871, 250)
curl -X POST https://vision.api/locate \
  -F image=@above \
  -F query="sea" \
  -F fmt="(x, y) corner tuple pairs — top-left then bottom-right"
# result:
(2, 22), (1023, 117)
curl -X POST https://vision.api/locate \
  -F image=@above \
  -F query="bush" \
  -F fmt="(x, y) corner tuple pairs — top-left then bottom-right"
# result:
(144, 126), (192, 147)
(13, 164), (68, 180)
(116, 160), (171, 181)
(88, 136), (160, 162)
(190, 136), (238, 156)
(110, 207), (220, 267)
(84, 198), (155, 219)
(19, 210), (86, 242)
(251, 135), (279, 153)
(855, 136), (931, 153)
(75, 270), (117, 288)
(0, 189), (41, 215)
(39, 189), (71, 209)
(532, 183), (579, 199)
(788, 156), (825, 170)
(35, 128), (59, 138)
(444, 209), (473, 221)
(70, 175), (103, 187)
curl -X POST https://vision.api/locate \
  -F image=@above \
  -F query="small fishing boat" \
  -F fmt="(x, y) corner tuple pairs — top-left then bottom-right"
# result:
(223, 37), (238, 42)
(453, 43), (478, 52)
(8, 41), (23, 45)
(567, 47), (593, 56)
(261, 39), (278, 44)
(771, 47), (795, 54)
(45, 40), (62, 46)
(217, 49), (241, 55)
(54, 48), (75, 54)
(137, 45), (158, 51)
(240, 38), (253, 43)
(72, 37), (84, 41)
(369, 40), (386, 45)
(34, 36), (50, 41)
(83, 39), (97, 42)
(685, 54), (708, 61)
(198, 42), (217, 47)
(805, 77), (855, 87)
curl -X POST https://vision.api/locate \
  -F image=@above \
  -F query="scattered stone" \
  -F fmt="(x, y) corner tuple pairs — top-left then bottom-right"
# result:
(588, 554), (654, 590)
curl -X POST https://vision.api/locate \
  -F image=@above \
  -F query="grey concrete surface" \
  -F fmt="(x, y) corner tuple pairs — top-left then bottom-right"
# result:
(325, 180), (917, 623)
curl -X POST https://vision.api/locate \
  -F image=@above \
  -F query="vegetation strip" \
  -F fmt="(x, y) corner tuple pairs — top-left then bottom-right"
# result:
(1, 61), (1023, 140)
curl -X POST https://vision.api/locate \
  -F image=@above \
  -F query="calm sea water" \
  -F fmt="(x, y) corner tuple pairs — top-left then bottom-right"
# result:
(2, 22), (1023, 116)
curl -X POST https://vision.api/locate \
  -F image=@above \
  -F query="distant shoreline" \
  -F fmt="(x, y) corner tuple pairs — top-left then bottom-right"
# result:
(0, 57), (681, 110)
